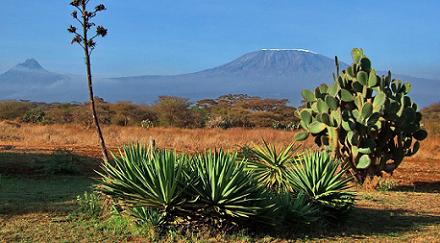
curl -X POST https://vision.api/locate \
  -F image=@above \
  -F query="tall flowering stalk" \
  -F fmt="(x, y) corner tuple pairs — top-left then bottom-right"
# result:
(68, 0), (109, 162)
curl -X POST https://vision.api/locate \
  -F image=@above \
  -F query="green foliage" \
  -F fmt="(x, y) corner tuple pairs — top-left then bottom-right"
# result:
(245, 140), (299, 192)
(296, 48), (428, 182)
(188, 150), (266, 226)
(97, 214), (134, 235)
(376, 178), (398, 192)
(98, 144), (356, 231)
(287, 151), (355, 221)
(0, 95), (298, 129)
(22, 107), (50, 124)
(128, 206), (165, 227)
(0, 101), (35, 120)
(198, 94), (297, 128)
(98, 144), (188, 223)
(277, 193), (320, 227)
(153, 96), (196, 127)
(76, 191), (103, 218)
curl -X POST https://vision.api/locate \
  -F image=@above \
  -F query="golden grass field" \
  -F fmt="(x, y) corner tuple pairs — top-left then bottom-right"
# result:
(1, 121), (439, 185)
(1, 121), (439, 242)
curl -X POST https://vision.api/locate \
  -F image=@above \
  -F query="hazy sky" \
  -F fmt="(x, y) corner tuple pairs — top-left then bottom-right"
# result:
(0, 0), (439, 79)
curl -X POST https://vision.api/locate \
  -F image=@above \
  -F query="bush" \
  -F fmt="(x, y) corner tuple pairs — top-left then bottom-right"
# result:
(76, 191), (103, 218)
(245, 140), (300, 192)
(153, 96), (195, 127)
(287, 151), (355, 222)
(187, 150), (267, 227)
(22, 107), (50, 124)
(98, 144), (356, 232)
(0, 100), (35, 120)
(128, 206), (165, 227)
(276, 192), (320, 227)
(98, 144), (188, 224)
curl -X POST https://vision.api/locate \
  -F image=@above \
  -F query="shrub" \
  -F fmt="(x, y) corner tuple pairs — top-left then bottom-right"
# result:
(0, 100), (35, 120)
(287, 151), (355, 222)
(22, 107), (50, 124)
(277, 192), (320, 227)
(128, 206), (165, 227)
(187, 150), (267, 227)
(153, 96), (195, 127)
(295, 48), (427, 182)
(245, 140), (300, 192)
(76, 191), (103, 218)
(376, 178), (398, 192)
(98, 144), (189, 224)
(97, 144), (356, 231)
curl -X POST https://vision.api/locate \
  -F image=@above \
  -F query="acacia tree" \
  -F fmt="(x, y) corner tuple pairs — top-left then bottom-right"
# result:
(68, 0), (109, 162)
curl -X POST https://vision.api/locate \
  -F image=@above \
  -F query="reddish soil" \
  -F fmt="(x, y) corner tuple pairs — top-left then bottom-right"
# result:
(1, 144), (439, 189)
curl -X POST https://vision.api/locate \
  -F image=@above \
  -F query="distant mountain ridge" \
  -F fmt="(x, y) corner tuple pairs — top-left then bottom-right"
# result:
(0, 58), (64, 86)
(0, 50), (438, 106)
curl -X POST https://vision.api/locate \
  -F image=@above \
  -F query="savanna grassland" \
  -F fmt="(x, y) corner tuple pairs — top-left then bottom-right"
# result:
(1, 118), (439, 242)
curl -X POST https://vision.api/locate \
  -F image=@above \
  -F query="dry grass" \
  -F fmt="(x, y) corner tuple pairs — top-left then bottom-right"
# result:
(0, 121), (437, 157)
(0, 121), (438, 186)
(0, 122), (316, 154)
(1, 122), (440, 242)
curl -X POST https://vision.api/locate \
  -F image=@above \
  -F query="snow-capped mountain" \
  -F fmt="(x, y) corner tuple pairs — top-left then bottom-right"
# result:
(0, 50), (438, 106)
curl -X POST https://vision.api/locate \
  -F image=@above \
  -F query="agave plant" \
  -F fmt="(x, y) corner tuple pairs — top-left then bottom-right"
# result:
(188, 150), (265, 226)
(275, 192), (320, 227)
(287, 151), (355, 220)
(246, 140), (300, 192)
(97, 144), (189, 222)
(129, 206), (165, 227)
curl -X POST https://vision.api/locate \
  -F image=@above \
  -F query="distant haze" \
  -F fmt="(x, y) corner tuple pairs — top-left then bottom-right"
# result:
(0, 49), (438, 107)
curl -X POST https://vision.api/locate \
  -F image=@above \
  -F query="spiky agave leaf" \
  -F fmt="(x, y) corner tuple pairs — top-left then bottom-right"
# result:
(97, 144), (189, 220)
(246, 140), (300, 192)
(128, 206), (166, 227)
(188, 150), (266, 225)
(274, 192), (320, 229)
(287, 151), (355, 220)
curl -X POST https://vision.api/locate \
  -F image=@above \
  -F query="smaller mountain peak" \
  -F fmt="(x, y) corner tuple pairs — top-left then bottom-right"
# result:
(261, 48), (317, 54)
(16, 58), (44, 70)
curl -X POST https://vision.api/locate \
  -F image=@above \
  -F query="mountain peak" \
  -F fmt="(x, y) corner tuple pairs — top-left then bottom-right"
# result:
(260, 48), (318, 54)
(204, 48), (335, 75)
(15, 58), (45, 71)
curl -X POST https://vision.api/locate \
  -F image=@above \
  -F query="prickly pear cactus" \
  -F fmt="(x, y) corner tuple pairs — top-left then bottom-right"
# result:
(295, 48), (428, 182)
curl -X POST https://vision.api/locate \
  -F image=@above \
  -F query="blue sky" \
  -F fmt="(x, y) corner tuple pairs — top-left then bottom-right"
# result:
(0, 0), (439, 79)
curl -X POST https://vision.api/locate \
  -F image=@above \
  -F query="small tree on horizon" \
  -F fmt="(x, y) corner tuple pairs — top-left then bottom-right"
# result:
(68, 0), (109, 162)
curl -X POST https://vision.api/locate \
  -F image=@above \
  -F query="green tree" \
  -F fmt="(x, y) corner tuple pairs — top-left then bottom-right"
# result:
(153, 96), (194, 127)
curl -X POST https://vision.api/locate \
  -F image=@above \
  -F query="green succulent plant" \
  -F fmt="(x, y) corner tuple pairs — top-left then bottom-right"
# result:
(245, 140), (300, 192)
(187, 150), (266, 226)
(274, 192), (320, 227)
(97, 144), (189, 223)
(129, 206), (166, 227)
(295, 48), (427, 182)
(287, 151), (355, 221)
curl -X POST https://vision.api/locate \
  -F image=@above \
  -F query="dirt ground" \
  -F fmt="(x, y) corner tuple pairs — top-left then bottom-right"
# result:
(0, 124), (438, 189)
(1, 124), (439, 242)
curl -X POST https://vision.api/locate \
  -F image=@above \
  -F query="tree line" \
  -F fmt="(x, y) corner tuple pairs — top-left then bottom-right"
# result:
(0, 94), (299, 129)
